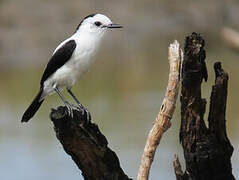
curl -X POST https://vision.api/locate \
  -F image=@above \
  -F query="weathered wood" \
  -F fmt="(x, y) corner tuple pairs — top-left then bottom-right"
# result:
(179, 32), (235, 180)
(137, 41), (182, 180)
(173, 155), (185, 180)
(50, 106), (132, 180)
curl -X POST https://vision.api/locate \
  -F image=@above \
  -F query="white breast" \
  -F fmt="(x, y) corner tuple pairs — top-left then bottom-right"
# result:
(42, 33), (101, 99)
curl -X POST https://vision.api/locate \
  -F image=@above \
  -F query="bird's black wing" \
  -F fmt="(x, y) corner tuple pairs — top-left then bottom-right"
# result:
(40, 40), (77, 86)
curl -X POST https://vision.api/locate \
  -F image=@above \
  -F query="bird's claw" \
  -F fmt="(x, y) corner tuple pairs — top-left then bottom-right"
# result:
(64, 101), (91, 122)
(85, 109), (91, 122)
(80, 106), (85, 116)
(65, 102), (74, 118)
(77, 104), (91, 122)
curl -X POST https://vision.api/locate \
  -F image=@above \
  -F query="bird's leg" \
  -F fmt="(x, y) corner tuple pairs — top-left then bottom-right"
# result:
(67, 89), (91, 121)
(67, 89), (84, 109)
(54, 87), (74, 118)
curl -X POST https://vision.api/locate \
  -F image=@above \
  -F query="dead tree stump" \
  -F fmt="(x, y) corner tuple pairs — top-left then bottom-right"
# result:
(179, 32), (235, 180)
(50, 106), (132, 180)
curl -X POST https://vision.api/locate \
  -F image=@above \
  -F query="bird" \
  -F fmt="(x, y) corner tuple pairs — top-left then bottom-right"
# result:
(21, 13), (122, 122)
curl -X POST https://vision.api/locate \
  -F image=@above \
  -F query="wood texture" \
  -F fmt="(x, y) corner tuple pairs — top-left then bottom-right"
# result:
(50, 106), (132, 180)
(179, 32), (235, 180)
(137, 40), (182, 180)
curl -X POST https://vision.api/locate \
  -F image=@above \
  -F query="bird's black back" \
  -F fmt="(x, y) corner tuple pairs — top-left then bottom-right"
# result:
(40, 40), (77, 86)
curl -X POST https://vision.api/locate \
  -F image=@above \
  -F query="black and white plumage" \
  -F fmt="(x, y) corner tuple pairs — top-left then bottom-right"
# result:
(22, 14), (122, 122)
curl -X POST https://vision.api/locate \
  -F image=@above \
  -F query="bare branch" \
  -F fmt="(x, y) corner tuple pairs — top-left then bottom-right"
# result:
(137, 40), (182, 180)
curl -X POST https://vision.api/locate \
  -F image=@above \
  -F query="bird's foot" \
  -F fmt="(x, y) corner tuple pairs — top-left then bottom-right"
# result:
(77, 104), (91, 122)
(64, 101), (74, 118)
(84, 108), (91, 122)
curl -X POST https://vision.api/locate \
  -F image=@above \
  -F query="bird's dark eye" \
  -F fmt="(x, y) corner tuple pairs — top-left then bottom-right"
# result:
(94, 21), (102, 27)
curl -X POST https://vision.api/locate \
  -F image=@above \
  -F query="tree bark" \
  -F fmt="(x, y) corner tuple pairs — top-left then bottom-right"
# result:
(50, 106), (132, 180)
(179, 32), (235, 180)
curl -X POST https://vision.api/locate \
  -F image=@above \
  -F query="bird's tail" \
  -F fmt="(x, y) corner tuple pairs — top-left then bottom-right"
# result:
(21, 87), (44, 123)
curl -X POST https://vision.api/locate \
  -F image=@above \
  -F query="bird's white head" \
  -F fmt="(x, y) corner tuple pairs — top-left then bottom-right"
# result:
(75, 14), (122, 37)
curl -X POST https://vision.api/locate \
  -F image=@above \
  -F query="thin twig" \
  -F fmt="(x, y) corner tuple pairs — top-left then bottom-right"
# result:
(137, 40), (182, 180)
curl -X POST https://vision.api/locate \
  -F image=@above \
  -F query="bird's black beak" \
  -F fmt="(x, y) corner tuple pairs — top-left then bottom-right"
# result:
(107, 24), (123, 28)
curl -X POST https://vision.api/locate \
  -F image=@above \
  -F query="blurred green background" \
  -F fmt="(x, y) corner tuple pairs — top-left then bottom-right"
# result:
(0, 0), (238, 179)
